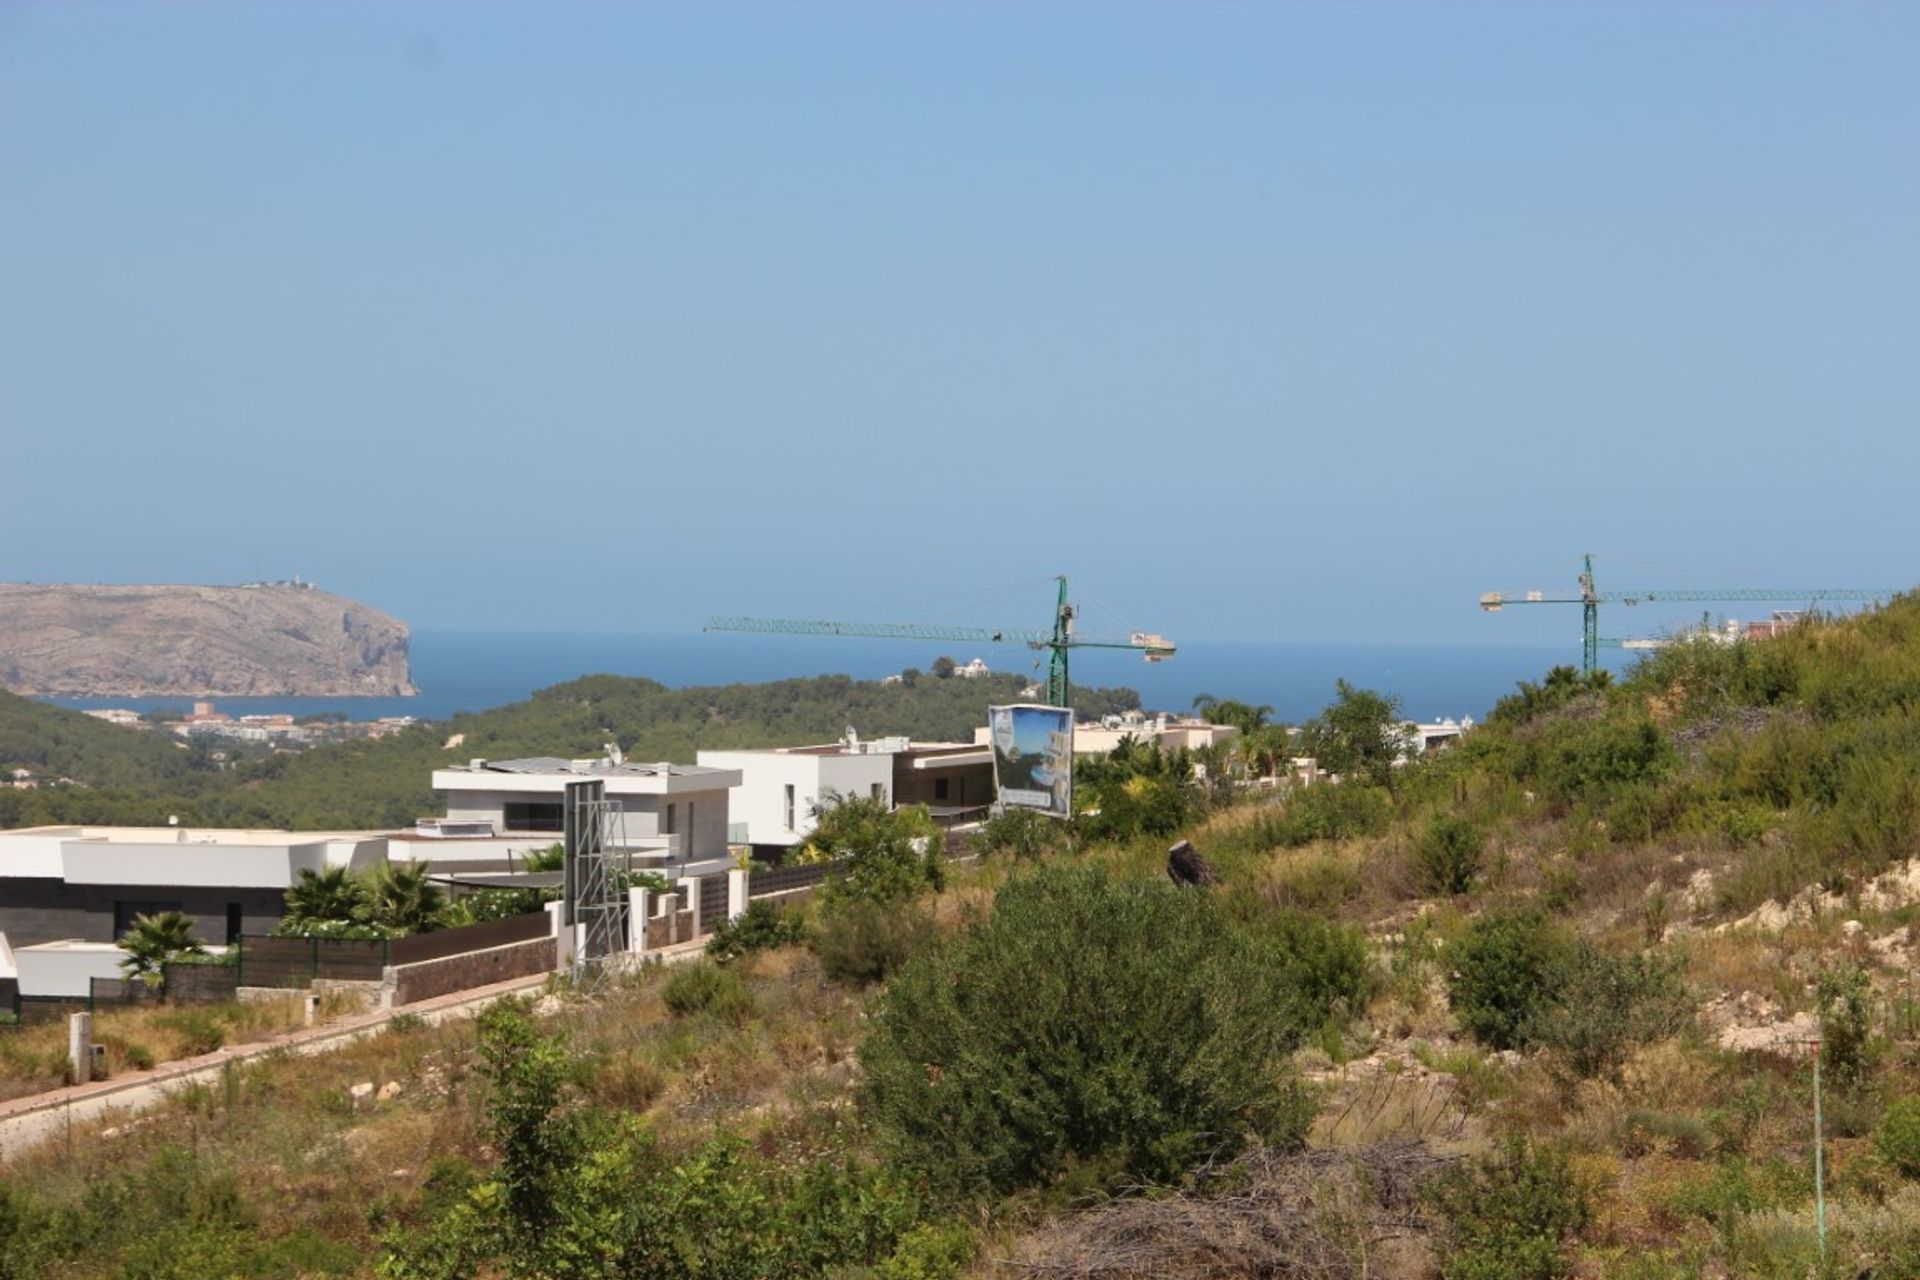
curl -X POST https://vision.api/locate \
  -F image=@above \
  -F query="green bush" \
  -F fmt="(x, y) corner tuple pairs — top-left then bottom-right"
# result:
(1816, 960), (1877, 1090)
(1445, 911), (1571, 1052)
(972, 806), (1066, 859)
(859, 864), (1317, 1201)
(1876, 1097), (1920, 1180)
(1412, 814), (1484, 895)
(1423, 1135), (1590, 1280)
(660, 962), (756, 1023)
(879, 1221), (977, 1280)
(158, 1008), (227, 1057)
(705, 900), (807, 964)
(1249, 906), (1377, 1025)
(810, 899), (937, 987)
(1257, 782), (1392, 848)
(1527, 943), (1692, 1080)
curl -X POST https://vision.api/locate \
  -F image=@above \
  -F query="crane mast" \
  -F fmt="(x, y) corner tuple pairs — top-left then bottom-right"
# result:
(706, 576), (1174, 708)
(1480, 554), (1888, 673)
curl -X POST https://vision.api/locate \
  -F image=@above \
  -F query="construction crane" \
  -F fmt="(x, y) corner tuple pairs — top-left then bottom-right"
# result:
(1480, 554), (1889, 674)
(705, 576), (1175, 708)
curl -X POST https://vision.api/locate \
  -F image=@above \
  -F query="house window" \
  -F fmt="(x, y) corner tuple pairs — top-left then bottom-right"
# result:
(871, 783), (883, 801)
(784, 784), (796, 830)
(935, 778), (950, 801)
(663, 803), (676, 835)
(687, 801), (695, 842)
(113, 900), (183, 939)
(226, 903), (243, 945)
(503, 801), (565, 833)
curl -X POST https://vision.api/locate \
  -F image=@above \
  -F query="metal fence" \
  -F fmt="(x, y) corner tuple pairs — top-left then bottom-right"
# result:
(698, 875), (729, 932)
(747, 860), (844, 899)
(235, 912), (551, 988)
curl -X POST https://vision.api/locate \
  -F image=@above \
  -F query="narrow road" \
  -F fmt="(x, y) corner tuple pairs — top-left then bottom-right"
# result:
(0, 940), (707, 1164)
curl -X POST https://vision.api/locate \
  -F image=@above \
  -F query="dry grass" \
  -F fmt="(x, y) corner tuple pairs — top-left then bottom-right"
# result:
(0, 993), (322, 1100)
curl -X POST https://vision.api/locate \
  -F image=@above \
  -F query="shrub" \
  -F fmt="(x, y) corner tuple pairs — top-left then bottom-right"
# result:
(1412, 814), (1484, 895)
(810, 899), (937, 986)
(119, 1040), (157, 1071)
(1816, 960), (1876, 1090)
(158, 1008), (227, 1057)
(1527, 943), (1692, 1081)
(1257, 782), (1393, 848)
(660, 962), (756, 1023)
(880, 1221), (977, 1280)
(859, 864), (1317, 1201)
(973, 806), (1065, 859)
(1445, 911), (1571, 1051)
(1250, 906), (1377, 1025)
(1876, 1096), (1920, 1180)
(705, 900), (807, 964)
(807, 792), (945, 907)
(1423, 1135), (1590, 1280)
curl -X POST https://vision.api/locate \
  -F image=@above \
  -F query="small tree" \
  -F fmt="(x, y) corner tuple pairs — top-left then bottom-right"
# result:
(365, 861), (446, 934)
(1299, 680), (1409, 788)
(281, 865), (367, 929)
(930, 656), (957, 679)
(806, 791), (944, 906)
(119, 911), (206, 981)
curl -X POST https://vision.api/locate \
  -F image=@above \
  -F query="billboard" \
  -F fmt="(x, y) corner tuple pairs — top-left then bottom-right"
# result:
(988, 703), (1074, 819)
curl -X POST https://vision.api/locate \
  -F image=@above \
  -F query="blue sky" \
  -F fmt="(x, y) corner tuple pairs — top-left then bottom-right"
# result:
(3, 2), (1914, 645)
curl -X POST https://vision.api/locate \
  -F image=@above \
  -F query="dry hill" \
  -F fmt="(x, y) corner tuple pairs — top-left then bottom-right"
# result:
(0, 582), (416, 697)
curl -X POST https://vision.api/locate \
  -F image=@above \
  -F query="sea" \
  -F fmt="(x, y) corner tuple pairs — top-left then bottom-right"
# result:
(42, 630), (1635, 727)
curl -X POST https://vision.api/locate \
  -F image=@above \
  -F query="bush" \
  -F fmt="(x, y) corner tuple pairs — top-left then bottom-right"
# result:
(879, 1221), (977, 1280)
(1258, 782), (1393, 848)
(1423, 1135), (1590, 1280)
(660, 962), (756, 1023)
(1412, 814), (1484, 895)
(1250, 906), (1377, 1025)
(973, 806), (1065, 859)
(705, 900), (807, 964)
(1445, 911), (1571, 1052)
(807, 792), (946, 907)
(859, 864), (1317, 1201)
(1876, 1096), (1920, 1180)
(1816, 960), (1877, 1090)
(157, 1008), (227, 1057)
(1527, 943), (1692, 1081)
(810, 899), (937, 986)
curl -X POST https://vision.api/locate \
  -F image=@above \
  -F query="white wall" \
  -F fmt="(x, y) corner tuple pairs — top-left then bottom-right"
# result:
(0, 831), (79, 879)
(695, 751), (890, 847)
(15, 943), (124, 999)
(60, 840), (325, 890)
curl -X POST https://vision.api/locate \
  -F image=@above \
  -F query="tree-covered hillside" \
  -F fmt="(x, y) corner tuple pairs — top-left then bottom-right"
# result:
(0, 671), (1140, 831)
(0, 689), (205, 790)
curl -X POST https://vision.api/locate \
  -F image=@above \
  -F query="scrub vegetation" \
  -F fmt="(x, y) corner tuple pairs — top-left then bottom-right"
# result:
(7, 595), (1920, 1276)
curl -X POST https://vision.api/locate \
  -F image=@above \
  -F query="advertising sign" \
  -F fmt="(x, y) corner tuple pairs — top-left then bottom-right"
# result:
(988, 703), (1074, 819)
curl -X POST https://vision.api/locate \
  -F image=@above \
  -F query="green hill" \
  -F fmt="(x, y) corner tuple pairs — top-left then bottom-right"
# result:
(0, 671), (1140, 831)
(0, 688), (207, 791)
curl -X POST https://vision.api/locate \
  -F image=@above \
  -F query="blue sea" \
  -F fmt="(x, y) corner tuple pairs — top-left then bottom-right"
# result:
(42, 629), (1634, 727)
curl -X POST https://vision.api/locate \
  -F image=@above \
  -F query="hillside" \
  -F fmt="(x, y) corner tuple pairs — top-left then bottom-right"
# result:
(0, 582), (415, 697)
(0, 687), (205, 789)
(0, 670), (1141, 830)
(8, 597), (1920, 1277)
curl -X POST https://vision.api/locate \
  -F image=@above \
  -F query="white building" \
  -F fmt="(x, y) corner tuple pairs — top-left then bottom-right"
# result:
(0, 825), (389, 948)
(974, 711), (1240, 757)
(698, 731), (994, 858)
(422, 755), (742, 879)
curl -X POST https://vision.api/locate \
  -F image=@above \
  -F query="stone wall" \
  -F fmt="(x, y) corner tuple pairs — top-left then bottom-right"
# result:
(382, 936), (555, 1008)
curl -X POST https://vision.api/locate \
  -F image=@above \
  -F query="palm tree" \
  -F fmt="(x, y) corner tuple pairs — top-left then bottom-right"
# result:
(283, 865), (367, 926)
(119, 911), (206, 980)
(365, 861), (446, 934)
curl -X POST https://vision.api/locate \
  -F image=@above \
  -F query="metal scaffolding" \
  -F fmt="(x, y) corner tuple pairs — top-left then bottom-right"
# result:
(563, 779), (632, 986)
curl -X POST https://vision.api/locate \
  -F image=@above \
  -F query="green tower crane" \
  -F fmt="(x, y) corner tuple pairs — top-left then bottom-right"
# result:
(1480, 554), (1889, 674)
(705, 576), (1175, 708)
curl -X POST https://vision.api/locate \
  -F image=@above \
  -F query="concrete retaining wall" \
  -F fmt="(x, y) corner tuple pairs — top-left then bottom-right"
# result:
(381, 936), (555, 1009)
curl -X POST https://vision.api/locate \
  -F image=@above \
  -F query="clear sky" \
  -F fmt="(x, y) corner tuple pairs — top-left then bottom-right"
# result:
(3, 2), (1914, 646)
